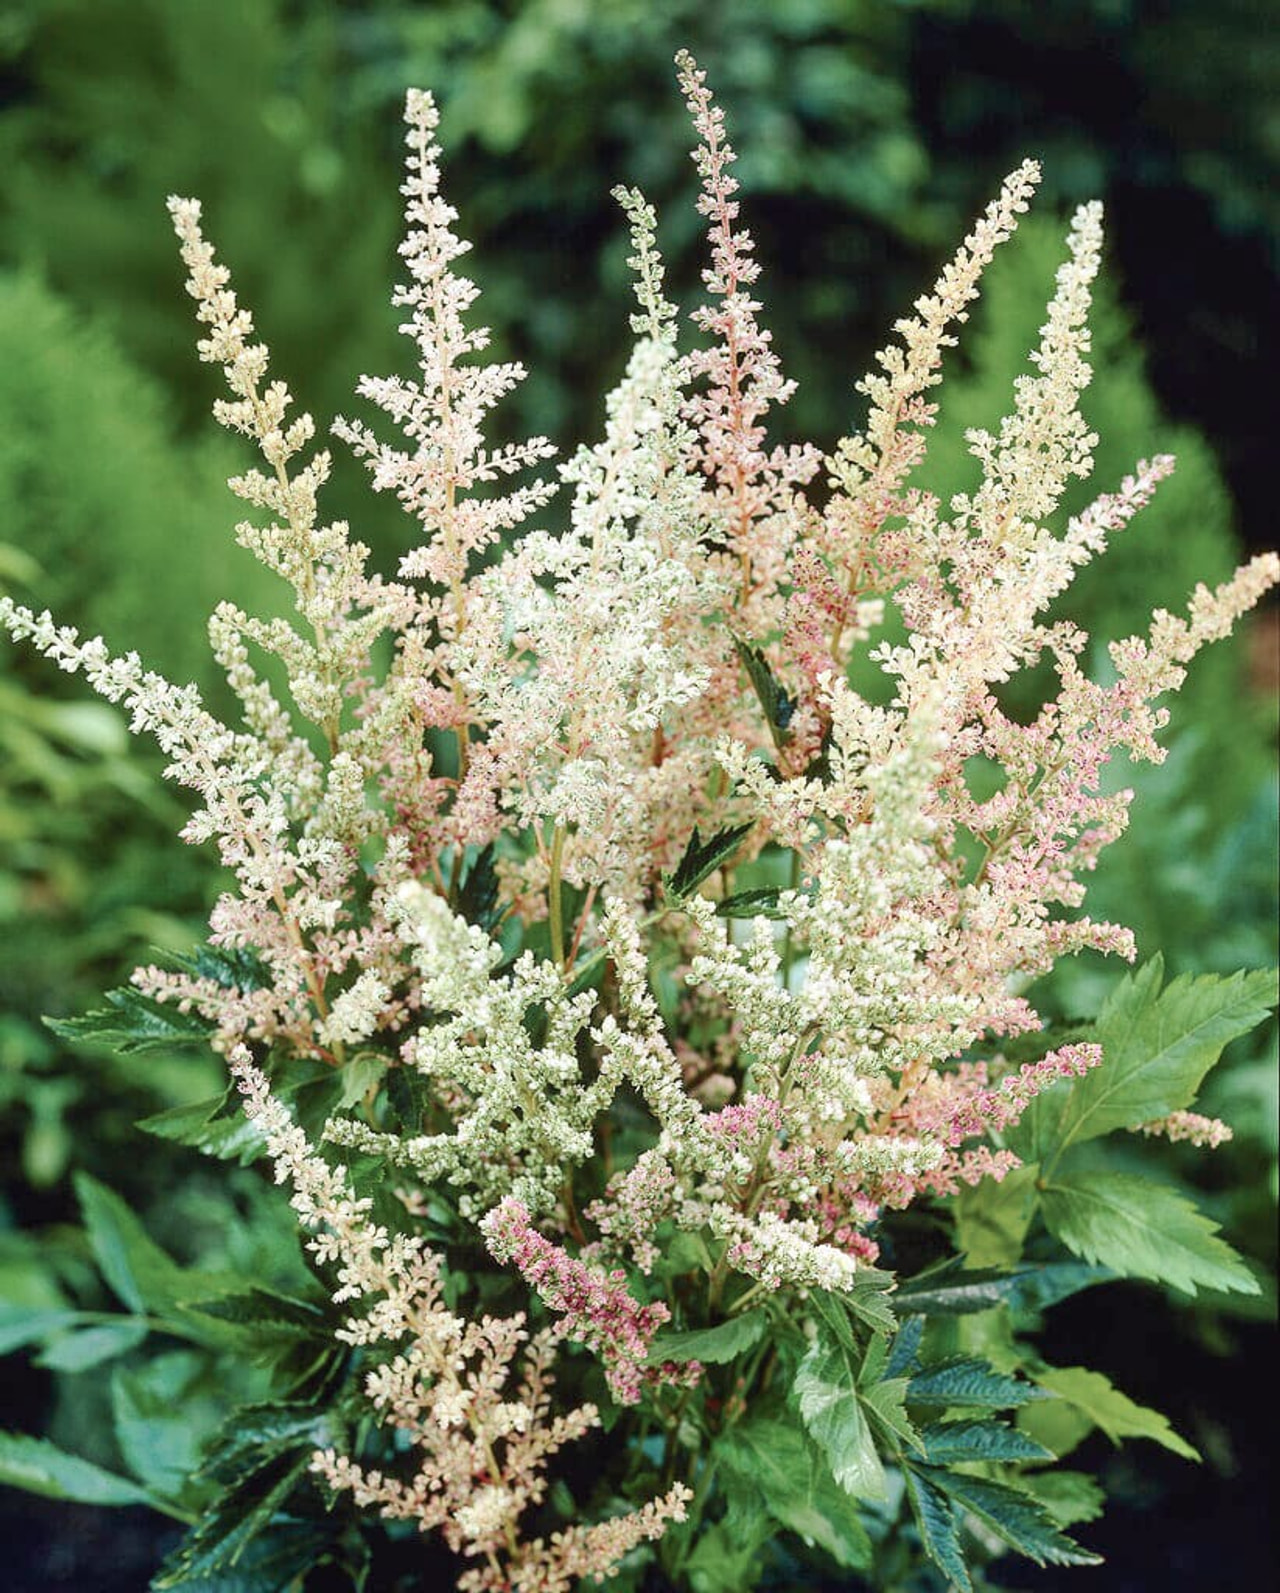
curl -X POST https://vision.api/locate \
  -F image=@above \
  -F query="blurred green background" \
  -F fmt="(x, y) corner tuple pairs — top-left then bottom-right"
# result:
(0, 1), (1275, 1588)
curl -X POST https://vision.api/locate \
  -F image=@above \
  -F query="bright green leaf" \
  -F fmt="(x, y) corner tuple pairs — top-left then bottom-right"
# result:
(1033, 1365), (1199, 1461)
(794, 1329), (887, 1500)
(647, 1310), (766, 1366)
(1042, 1169), (1259, 1297)
(36, 1319), (147, 1372)
(1031, 959), (1277, 1160)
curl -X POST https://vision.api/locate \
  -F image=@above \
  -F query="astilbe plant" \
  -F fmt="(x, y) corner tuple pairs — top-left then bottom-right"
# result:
(2, 52), (1277, 1593)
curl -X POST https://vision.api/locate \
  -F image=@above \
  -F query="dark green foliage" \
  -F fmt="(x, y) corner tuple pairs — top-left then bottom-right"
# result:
(666, 823), (753, 899)
(733, 637), (794, 749)
(905, 1358), (1051, 1411)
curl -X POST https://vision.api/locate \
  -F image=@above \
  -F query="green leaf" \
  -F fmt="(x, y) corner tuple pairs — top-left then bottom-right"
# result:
(922, 1419), (1053, 1464)
(0, 1305), (82, 1356)
(794, 1328), (887, 1499)
(1032, 959), (1278, 1159)
(894, 1258), (1110, 1318)
(112, 1354), (216, 1497)
(903, 1464), (972, 1593)
(137, 1093), (265, 1164)
(153, 1452), (313, 1586)
(715, 887), (786, 920)
(860, 1372), (923, 1456)
(1032, 1365), (1199, 1461)
(457, 842), (500, 931)
(717, 1418), (871, 1570)
(733, 636), (794, 749)
(951, 1160), (1039, 1268)
(808, 1273), (897, 1341)
(647, 1310), (766, 1365)
(907, 1357), (1051, 1410)
(1042, 1169), (1260, 1297)
(666, 823), (753, 899)
(200, 1401), (332, 1483)
(917, 1465), (1101, 1567)
(1017, 1469), (1106, 1529)
(685, 1510), (776, 1593)
(36, 1319), (147, 1372)
(0, 1430), (152, 1507)
(47, 985), (210, 1054)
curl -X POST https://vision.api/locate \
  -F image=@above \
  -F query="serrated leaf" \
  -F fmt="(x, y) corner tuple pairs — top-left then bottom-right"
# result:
(201, 1401), (332, 1482)
(168, 943), (269, 994)
(36, 1319), (147, 1372)
(75, 1172), (235, 1315)
(794, 1328), (887, 1499)
(1032, 1365), (1199, 1461)
(809, 1272), (897, 1341)
(894, 1258), (1111, 1318)
(733, 637), (794, 749)
(903, 1464), (972, 1593)
(48, 984), (211, 1054)
(907, 1357), (1051, 1410)
(647, 1309), (766, 1365)
(1031, 959), (1277, 1158)
(922, 1419), (1054, 1464)
(886, 1315), (925, 1378)
(1017, 1469), (1106, 1529)
(137, 1094), (266, 1164)
(860, 1373), (923, 1456)
(1041, 1169), (1259, 1297)
(717, 1418), (871, 1569)
(457, 842), (500, 931)
(149, 1520), (339, 1593)
(666, 823), (753, 899)
(113, 1354), (216, 1497)
(185, 1289), (329, 1359)
(0, 1430), (152, 1507)
(917, 1465), (1101, 1567)
(715, 887), (786, 920)
(153, 1452), (312, 1586)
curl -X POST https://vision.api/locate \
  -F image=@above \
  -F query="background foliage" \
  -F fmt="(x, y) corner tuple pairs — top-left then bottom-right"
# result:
(0, 1), (1274, 1587)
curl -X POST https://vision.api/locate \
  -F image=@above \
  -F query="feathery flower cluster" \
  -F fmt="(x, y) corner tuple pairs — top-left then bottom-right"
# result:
(3, 54), (1275, 1587)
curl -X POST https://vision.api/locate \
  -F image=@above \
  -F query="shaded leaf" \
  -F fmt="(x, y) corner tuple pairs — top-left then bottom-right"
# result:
(0, 1430), (151, 1507)
(717, 1418), (871, 1569)
(715, 887), (786, 920)
(917, 1465), (1101, 1567)
(733, 636), (794, 748)
(903, 1464), (971, 1593)
(153, 1452), (312, 1586)
(894, 1258), (1109, 1318)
